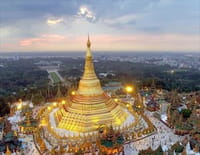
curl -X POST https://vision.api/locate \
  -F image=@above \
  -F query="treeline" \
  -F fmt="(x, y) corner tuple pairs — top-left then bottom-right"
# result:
(60, 58), (200, 92)
(0, 59), (49, 97)
(93, 61), (200, 93)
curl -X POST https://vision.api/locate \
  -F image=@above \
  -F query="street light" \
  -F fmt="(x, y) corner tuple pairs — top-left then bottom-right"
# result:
(114, 98), (119, 102)
(53, 102), (57, 106)
(61, 100), (66, 104)
(48, 106), (51, 110)
(71, 91), (76, 95)
(17, 99), (23, 110)
(125, 86), (133, 93)
(124, 85), (135, 106)
(17, 104), (22, 110)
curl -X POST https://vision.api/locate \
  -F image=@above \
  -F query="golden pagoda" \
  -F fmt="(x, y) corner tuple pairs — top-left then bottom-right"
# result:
(5, 146), (11, 155)
(54, 36), (129, 132)
(134, 93), (145, 113)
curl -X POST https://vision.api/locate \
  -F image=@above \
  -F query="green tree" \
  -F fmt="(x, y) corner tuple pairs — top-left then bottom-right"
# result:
(139, 147), (154, 155)
(32, 93), (45, 105)
(0, 97), (10, 117)
(171, 142), (184, 153)
(175, 145), (184, 153)
(182, 109), (192, 118)
(155, 145), (164, 155)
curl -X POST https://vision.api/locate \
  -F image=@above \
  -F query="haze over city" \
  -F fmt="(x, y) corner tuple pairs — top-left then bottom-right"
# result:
(0, 0), (199, 52)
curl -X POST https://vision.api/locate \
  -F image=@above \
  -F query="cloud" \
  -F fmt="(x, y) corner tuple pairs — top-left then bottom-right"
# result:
(102, 14), (139, 29)
(133, 0), (200, 34)
(0, 0), (77, 24)
(77, 6), (96, 22)
(14, 33), (199, 52)
(0, 0), (199, 52)
(1, 33), (199, 52)
(47, 18), (64, 25)
(83, 34), (200, 52)
(20, 34), (65, 46)
(0, 27), (12, 39)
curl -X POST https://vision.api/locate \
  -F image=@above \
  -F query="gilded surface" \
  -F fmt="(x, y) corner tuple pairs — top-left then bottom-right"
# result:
(54, 37), (130, 132)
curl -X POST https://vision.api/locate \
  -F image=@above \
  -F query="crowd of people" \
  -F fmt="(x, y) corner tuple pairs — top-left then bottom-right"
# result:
(124, 111), (183, 154)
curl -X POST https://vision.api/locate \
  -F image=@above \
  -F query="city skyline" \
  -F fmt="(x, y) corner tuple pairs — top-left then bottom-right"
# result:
(0, 0), (199, 52)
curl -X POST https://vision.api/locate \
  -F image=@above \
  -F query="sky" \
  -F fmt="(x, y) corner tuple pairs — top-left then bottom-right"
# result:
(0, 0), (199, 52)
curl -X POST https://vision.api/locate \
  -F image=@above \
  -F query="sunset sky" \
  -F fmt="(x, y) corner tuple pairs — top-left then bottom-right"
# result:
(0, 0), (199, 52)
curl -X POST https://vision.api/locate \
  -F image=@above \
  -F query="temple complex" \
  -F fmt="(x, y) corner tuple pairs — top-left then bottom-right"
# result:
(2, 37), (198, 154)
(0, 119), (22, 154)
(36, 37), (154, 154)
(18, 107), (38, 134)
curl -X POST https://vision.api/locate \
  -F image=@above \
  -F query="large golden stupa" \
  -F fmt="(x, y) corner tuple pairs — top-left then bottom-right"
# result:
(37, 37), (155, 152)
(54, 36), (129, 132)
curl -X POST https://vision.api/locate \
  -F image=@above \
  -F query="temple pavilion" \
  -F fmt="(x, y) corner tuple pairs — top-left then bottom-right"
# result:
(18, 109), (38, 134)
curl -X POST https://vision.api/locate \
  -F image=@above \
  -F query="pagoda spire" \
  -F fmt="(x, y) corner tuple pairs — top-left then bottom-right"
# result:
(83, 35), (97, 79)
(6, 145), (11, 155)
(170, 89), (180, 110)
(86, 34), (92, 58)
(56, 84), (63, 98)
(87, 35), (91, 48)
(134, 93), (144, 113)
(77, 36), (103, 96)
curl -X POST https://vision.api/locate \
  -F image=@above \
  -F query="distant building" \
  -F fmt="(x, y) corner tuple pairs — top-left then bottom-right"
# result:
(35, 60), (62, 70)
(160, 102), (169, 114)
(98, 72), (115, 78)
(103, 82), (122, 93)
(0, 120), (4, 140)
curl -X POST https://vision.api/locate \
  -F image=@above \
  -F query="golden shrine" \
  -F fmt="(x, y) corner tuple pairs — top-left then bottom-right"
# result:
(54, 36), (129, 132)
(35, 37), (156, 154)
(18, 109), (38, 134)
(37, 37), (155, 152)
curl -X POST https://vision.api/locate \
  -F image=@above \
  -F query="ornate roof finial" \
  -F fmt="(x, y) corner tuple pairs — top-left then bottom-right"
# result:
(87, 34), (91, 48)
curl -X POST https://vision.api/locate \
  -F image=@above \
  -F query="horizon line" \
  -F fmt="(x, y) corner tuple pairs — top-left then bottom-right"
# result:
(0, 50), (199, 54)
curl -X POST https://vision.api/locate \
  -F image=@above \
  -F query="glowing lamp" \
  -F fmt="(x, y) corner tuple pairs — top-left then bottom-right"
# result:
(71, 91), (76, 95)
(61, 100), (66, 104)
(170, 70), (175, 74)
(17, 104), (22, 110)
(114, 98), (118, 102)
(125, 86), (133, 93)
(53, 102), (57, 106)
